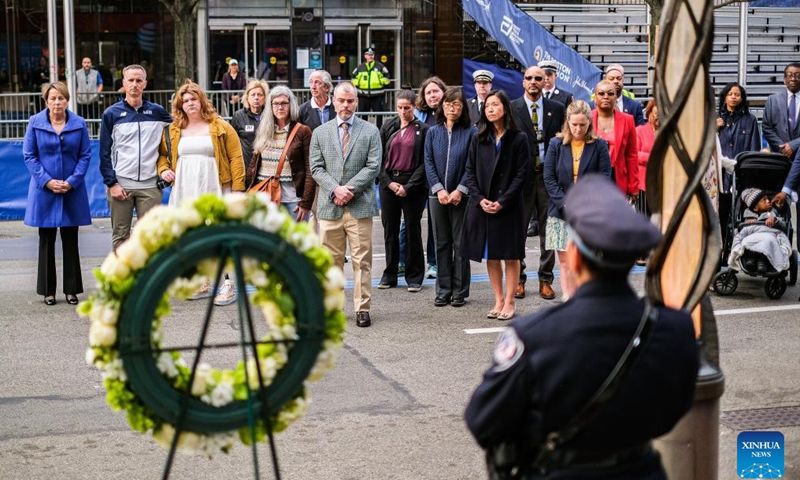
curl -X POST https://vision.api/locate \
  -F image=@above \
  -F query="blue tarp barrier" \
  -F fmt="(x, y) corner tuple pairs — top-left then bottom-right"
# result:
(462, 60), (524, 101)
(1, 140), (111, 220)
(463, 0), (603, 101)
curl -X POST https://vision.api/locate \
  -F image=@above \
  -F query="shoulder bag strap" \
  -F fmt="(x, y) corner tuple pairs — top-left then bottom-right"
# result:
(532, 301), (659, 470)
(275, 123), (302, 177)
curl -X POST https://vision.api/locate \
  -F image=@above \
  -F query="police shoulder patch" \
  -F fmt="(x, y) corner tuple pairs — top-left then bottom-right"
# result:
(492, 327), (524, 372)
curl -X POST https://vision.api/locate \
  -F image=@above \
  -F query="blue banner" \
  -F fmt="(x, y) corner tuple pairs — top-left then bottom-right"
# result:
(462, 60), (524, 101)
(462, 0), (602, 101)
(1, 140), (112, 221)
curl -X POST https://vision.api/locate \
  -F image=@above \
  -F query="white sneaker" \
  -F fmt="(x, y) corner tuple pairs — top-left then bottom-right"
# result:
(214, 280), (237, 306)
(189, 279), (212, 300)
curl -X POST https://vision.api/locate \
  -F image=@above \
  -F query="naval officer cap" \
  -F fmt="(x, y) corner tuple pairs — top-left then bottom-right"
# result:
(472, 69), (494, 82)
(538, 59), (559, 73)
(364, 48), (375, 55)
(564, 175), (662, 267)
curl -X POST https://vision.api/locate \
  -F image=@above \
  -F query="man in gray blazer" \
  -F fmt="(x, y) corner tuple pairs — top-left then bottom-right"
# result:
(766, 62), (800, 250)
(763, 62), (800, 158)
(310, 82), (382, 327)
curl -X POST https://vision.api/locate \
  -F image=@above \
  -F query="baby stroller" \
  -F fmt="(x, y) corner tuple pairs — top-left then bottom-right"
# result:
(713, 152), (798, 299)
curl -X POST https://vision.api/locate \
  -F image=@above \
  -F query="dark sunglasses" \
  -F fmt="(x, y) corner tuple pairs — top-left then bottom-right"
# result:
(596, 91), (616, 97)
(524, 75), (544, 82)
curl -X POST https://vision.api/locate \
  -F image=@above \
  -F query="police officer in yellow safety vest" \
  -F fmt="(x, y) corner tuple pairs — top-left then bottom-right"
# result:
(352, 47), (390, 127)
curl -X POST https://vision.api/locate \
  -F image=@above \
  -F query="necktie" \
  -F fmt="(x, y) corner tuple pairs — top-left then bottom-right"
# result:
(341, 122), (350, 158)
(531, 103), (540, 166)
(790, 94), (797, 131)
(545, 91), (551, 99)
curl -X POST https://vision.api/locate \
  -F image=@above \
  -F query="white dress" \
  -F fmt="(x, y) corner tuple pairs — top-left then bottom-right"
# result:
(169, 135), (221, 207)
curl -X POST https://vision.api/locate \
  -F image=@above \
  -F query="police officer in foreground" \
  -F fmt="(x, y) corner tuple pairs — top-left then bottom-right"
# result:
(352, 47), (390, 128)
(465, 175), (698, 480)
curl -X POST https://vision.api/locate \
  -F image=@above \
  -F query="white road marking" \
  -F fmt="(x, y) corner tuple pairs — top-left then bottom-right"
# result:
(714, 304), (800, 316)
(464, 304), (800, 334)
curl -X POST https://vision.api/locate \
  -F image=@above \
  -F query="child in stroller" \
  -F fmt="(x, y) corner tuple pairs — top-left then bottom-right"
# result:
(727, 188), (792, 274)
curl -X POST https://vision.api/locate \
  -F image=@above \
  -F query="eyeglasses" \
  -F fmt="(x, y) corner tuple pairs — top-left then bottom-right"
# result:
(785, 73), (800, 80)
(272, 102), (290, 108)
(524, 76), (544, 82)
(443, 102), (463, 110)
(595, 91), (616, 97)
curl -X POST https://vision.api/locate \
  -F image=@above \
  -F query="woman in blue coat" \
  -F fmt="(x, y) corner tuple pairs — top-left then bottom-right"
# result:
(543, 100), (612, 299)
(23, 82), (92, 306)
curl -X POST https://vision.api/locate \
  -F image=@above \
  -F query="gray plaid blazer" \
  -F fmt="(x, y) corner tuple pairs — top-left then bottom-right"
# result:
(310, 115), (382, 220)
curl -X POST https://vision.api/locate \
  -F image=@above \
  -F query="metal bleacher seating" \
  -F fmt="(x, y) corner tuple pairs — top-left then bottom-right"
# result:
(505, 2), (800, 117)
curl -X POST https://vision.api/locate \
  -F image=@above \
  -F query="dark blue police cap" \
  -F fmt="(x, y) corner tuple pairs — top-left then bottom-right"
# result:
(564, 175), (662, 267)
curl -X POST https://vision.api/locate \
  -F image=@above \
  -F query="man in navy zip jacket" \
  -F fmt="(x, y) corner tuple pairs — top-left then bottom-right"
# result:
(100, 64), (171, 249)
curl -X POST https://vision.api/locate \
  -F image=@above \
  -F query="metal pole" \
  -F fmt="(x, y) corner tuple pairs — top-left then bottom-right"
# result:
(63, 0), (77, 112)
(47, 0), (59, 87)
(737, 1), (749, 87)
(646, 0), (725, 476)
(243, 26), (250, 80)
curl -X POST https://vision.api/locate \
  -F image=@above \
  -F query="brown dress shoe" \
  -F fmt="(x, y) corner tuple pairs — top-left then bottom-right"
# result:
(356, 311), (371, 327)
(539, 282), (556, 300)
(514, 282), (526, 299)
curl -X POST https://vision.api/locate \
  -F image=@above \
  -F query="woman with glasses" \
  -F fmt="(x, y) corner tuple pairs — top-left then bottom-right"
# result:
(424, 87), (476, 307)
(543, 100), (612, 298)
(376, 89), (430, 292)
(248, 85), (315, 221)
(462, 90), (529, 320)
(157, 80), (245, 305)
(591, 80), (639, 203)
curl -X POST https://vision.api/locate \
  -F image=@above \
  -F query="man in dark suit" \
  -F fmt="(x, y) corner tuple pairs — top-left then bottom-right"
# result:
(604, 64), (645, 126)
(468, 69), (493, 125)
(299, 69), (333, 131)
(310, 82), (382, 328)
(538, 59), (573, 108)
(465, 176), (698, 480)
(765, 62), (800, 250)
(511, 65), (566, 300)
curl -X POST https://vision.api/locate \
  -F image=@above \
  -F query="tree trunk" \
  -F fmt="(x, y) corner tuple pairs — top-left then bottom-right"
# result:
(159, 0), (200, 89)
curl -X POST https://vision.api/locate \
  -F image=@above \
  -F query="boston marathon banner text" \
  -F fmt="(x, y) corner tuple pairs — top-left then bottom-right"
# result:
(463, 0), (602, 101)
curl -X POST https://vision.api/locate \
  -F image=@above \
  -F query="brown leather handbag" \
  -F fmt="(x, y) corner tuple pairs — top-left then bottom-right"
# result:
(248, 123), (301, 203)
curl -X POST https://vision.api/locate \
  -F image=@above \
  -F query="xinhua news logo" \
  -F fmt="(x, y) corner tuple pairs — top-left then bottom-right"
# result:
(737, 431), (784, 478)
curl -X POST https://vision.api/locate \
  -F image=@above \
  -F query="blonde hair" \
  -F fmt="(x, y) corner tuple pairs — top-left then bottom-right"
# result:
(172, 79), (218, 128)
(557, 100), (598, 144)
(41, 82), (70, 101)
(242, 79), (269, 111)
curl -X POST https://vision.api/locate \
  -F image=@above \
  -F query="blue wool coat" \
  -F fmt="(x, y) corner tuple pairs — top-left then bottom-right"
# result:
(23, 109), (92, 228)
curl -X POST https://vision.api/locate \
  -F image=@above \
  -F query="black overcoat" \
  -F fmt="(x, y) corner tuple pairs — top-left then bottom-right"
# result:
(462, 130), (530, 261)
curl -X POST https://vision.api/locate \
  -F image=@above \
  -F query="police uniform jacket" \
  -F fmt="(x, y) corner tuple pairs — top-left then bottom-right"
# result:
(352, 61), (390, 96)
(543, 88), (574, 108)
(465, 279), (698, 479)
(468, 96), (483, 125)
(462, 130), (529, 261)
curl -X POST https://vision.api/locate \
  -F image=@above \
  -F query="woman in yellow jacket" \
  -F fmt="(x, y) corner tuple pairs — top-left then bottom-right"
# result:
(158, 80), (245, 203)
(157, 80), (245, 305)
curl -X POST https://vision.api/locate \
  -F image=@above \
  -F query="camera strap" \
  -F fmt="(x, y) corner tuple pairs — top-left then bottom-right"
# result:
(531, 301), (659, 472)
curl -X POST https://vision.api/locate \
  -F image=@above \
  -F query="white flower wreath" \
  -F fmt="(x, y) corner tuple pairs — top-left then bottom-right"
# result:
(79, 192), (346, 457)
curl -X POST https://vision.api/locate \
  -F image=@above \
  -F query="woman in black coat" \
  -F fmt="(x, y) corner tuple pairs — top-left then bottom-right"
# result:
(377, 89), (430, 290)
(462, 90), (529, 320)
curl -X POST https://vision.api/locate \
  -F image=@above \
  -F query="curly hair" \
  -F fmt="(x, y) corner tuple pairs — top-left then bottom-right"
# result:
(172, 79), (218, 128)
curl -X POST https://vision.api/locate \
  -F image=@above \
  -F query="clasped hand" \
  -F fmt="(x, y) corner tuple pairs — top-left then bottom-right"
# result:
(46, 179), (71, 194)
(333, 185), (355, 206)
(480, 198), (502, 214)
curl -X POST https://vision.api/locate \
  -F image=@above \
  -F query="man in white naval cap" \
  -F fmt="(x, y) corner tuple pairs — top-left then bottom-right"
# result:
(468, 69), (494, 125)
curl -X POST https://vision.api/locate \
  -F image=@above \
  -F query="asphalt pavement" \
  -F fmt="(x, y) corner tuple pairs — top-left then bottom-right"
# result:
(0, 215), (798, 480)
